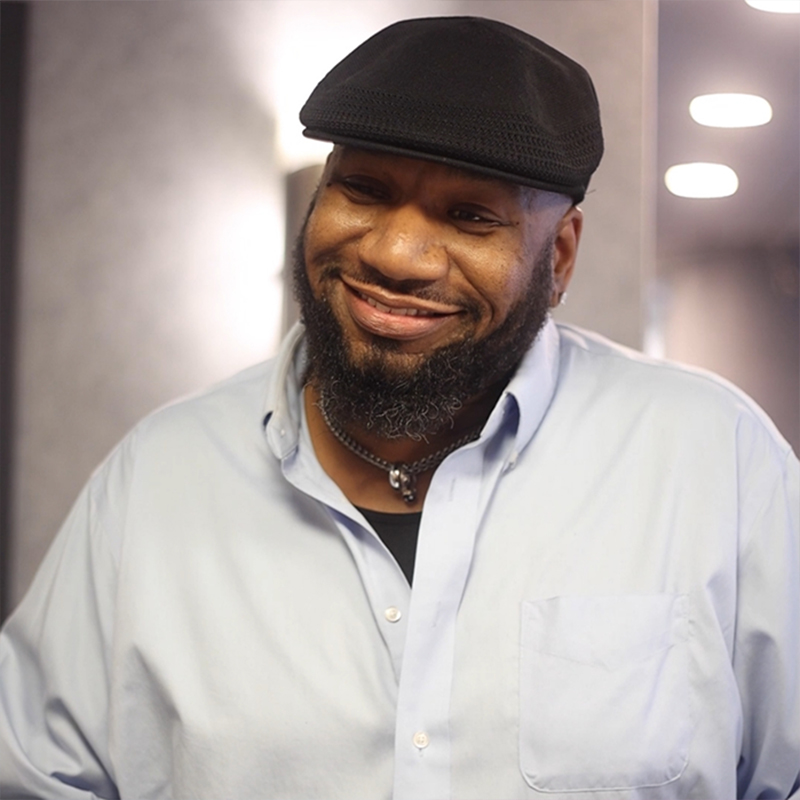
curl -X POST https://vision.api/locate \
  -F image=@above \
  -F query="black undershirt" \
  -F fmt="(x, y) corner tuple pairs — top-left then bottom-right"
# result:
(357, 507), (422, 585)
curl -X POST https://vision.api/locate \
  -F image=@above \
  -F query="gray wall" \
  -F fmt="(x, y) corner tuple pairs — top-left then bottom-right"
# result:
(10, 1), (283, 607)
(8, 0), (655, 610)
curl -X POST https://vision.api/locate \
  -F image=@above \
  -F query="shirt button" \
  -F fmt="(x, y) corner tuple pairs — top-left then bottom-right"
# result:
(413, 731), (429, 749)
(384, 607), (402, 623)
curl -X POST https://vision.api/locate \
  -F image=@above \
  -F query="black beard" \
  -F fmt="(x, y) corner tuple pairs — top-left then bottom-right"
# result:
(293, 224), (554, 441)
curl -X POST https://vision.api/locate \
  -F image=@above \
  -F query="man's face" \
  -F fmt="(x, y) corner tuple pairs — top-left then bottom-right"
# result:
(297, 146), (580, 438)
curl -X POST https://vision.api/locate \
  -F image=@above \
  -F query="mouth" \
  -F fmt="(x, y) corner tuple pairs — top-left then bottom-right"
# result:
(339, 276), (462, 342)
(358, 292), (437, 317)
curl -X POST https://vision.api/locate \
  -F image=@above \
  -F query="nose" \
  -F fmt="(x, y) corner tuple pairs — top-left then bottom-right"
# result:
(357, 203), (449, 283)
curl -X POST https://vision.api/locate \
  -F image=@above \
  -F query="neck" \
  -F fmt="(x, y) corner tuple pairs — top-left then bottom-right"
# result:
(304, 380), (507, 511)
(307, 380), (505, 462)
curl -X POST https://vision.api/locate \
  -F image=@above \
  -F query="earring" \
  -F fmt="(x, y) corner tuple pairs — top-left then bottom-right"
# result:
(559, 291), (568, 306)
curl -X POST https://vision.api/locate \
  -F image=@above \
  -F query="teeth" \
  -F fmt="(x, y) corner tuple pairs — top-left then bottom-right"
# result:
(362, 293), (434, 317)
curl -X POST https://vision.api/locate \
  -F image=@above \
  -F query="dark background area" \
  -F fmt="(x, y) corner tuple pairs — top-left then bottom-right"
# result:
(0, 2), (28, 622)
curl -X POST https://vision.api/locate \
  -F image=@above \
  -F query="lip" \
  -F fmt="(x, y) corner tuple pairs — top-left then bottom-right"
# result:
(340, 277), (462, 341)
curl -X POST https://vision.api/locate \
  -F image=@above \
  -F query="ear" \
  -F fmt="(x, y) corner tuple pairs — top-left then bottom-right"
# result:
(550, 206), (583, 307)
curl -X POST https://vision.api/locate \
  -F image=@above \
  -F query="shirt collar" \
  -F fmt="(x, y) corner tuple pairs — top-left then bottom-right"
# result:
(262, 316), (561, 460)
(263, 322), (307, 459)
(494, 316), (561, 455)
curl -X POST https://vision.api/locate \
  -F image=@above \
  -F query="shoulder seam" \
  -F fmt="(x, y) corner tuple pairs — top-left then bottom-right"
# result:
(557, 324), (793, 457)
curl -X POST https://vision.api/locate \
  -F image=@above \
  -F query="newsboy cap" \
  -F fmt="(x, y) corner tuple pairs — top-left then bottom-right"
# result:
(300, 16), (604, 202)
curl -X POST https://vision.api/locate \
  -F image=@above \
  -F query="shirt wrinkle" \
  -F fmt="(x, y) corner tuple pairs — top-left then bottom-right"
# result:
(1, 320), (798, 800)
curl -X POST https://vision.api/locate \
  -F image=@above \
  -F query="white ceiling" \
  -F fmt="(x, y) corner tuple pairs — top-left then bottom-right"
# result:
(657, 0), (799, 259)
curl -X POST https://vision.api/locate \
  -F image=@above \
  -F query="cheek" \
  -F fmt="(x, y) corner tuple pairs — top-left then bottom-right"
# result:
(303, 204), (333, 261)
(305, 194), (370, 258)
(303, 201), (349, 293)
(465, 249), (538, 321)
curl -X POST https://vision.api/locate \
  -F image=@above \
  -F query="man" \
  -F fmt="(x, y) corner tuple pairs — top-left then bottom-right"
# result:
(1, 16), (798, 800)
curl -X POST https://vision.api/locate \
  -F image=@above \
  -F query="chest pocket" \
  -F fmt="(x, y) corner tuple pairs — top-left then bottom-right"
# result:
(519, 594), (692, 793)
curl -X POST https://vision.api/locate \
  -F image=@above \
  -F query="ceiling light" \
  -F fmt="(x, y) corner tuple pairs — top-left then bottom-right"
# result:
(690, 93), (773, 128)
(744, 0), (800, 13)
(664, 163), (739, 198)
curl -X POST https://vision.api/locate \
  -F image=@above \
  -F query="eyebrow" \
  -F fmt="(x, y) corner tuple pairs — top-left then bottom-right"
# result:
(425, 159), (520, 190)
(334, 145), (540, 208)
(338, 144), (517, 188)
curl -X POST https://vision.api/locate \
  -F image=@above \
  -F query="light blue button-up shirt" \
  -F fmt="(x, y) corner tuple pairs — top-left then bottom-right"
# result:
(1, 319), (798, 799)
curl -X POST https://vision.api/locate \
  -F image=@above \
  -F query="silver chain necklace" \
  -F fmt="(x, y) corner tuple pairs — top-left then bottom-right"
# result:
(317, 398), (481, 504)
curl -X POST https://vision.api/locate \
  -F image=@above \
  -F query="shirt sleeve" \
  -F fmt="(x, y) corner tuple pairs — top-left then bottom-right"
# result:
(0, 443), (129, 799)
(734, 431), (800, 800)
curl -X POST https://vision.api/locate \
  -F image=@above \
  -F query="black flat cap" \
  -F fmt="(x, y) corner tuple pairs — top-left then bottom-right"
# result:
(300, 16), (604, 202)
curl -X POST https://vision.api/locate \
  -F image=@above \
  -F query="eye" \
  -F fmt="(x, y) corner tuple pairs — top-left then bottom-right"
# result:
(448, 205), (502, 229)
(339, 176), (389, 202)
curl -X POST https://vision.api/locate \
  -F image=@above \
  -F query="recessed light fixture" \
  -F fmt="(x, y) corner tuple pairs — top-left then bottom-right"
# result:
(690, 93), (773, 128)
(665, 163), (739, 198)
(744, 0), (800, 13)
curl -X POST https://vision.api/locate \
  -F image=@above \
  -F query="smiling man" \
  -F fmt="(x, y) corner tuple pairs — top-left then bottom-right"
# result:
(1, 16), (799, 800)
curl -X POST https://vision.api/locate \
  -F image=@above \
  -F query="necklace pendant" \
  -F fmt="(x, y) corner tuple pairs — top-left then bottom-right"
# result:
(388, 464), (417, 503)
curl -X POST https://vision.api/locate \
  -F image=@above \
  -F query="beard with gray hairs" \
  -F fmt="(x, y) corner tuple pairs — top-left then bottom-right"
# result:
(294, 220), (555, 441)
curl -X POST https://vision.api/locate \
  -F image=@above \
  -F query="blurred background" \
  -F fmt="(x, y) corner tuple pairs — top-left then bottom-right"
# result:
(0, 0), (797, 619)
